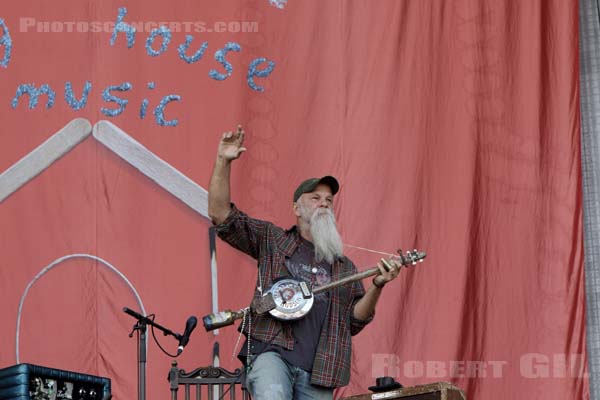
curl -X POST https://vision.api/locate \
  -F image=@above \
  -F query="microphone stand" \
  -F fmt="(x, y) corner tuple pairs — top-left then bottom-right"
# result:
(123, 307), (181, 400)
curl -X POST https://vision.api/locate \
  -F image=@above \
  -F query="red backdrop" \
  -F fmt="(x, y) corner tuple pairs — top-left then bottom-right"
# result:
(0, 0), (588, 399)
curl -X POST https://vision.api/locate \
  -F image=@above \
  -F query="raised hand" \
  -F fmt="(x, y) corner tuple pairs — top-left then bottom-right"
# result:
(218, 125), (247, 161)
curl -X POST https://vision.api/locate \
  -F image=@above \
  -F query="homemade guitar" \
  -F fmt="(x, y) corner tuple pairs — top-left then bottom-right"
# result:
(203, 249), (426, 331)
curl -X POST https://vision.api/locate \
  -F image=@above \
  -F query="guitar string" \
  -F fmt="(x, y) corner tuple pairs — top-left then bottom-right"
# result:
(344, 243), (398, 257)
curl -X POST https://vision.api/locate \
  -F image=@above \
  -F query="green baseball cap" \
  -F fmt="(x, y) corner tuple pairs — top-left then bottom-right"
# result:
(293, 176), (339, 202)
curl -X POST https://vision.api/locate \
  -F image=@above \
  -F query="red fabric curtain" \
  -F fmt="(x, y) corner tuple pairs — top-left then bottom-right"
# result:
(0, 1), (587, 399)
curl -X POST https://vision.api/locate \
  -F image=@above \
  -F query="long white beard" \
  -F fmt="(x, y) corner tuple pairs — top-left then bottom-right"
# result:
(300, 205), (344, 264)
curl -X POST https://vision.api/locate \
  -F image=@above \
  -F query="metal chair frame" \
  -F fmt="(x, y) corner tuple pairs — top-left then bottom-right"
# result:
(169, 361), (251, 400)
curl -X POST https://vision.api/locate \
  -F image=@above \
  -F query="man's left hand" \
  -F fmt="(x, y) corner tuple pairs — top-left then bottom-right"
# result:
(373, 258), (402, 288)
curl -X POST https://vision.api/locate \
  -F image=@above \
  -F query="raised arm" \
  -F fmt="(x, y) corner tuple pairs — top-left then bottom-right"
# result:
(208, 125), (247, 225)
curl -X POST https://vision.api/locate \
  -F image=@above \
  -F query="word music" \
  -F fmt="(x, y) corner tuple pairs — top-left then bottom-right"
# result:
(11, 81), (182, 127)
(0, 8), (276, 127)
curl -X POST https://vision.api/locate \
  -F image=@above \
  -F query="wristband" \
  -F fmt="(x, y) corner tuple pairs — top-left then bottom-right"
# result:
(372, 277), (386, 289)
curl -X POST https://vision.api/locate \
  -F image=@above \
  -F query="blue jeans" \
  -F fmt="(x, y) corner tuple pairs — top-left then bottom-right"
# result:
(246, 351), (334, 400)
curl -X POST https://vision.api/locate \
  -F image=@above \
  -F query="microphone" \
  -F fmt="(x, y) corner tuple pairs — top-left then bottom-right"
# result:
(177, 316), (198, 355)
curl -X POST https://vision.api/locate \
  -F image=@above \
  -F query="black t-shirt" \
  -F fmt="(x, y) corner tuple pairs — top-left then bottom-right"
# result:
(243, 237), (332, 372)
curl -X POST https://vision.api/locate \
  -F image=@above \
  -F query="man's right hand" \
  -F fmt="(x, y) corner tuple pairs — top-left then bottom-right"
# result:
(218, 125), (246, 161)
(209, 125), (245, 224)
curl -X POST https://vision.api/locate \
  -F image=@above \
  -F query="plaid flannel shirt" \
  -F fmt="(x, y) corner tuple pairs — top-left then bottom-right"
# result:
(214, 204), (373, 388)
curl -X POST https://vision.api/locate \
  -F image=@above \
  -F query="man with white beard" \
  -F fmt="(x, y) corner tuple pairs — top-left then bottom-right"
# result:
(208, 126), (402, 400)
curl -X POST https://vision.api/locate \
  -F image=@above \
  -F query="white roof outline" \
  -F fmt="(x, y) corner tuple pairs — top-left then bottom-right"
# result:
(0, 118), (209, 218)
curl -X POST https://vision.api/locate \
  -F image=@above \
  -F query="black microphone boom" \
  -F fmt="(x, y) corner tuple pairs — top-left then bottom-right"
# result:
(177, 316), (198, 355)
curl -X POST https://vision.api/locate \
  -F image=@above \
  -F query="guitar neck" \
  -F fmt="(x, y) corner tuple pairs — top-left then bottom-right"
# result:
(313, 265), (382, 294)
